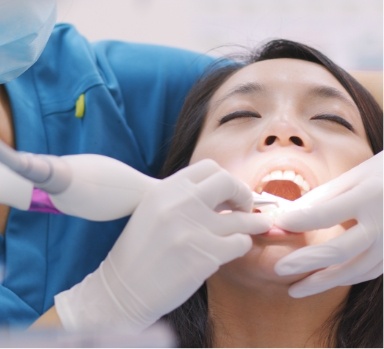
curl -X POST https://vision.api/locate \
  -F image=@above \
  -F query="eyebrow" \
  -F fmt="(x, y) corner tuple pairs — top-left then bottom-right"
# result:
(213, 82), (265, 108)
(213, 82), (357, 111)
(307, 85), (357, 109)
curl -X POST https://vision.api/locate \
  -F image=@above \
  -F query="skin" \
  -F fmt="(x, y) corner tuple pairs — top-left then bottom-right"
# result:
(0, 85), (13, 234)
(351, 70), (383, 109)
(189, 58), (373, 347)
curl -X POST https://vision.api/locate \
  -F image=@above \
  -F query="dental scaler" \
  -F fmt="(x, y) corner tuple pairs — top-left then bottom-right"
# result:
(0, 140), (157, 221)
(252, 191), (280, 208)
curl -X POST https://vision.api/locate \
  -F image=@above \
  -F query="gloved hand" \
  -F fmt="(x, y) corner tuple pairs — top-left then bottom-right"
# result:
(55, 159), (272, 332)
(274, 152), (383, 297)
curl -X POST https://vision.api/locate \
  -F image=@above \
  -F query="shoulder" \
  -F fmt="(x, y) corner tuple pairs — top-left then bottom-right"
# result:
(30, 24), (214, 111)
(92, 40), (214, 91)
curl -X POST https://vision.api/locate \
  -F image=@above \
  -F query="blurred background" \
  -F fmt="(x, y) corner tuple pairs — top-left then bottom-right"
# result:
(57, 0), (383, 71)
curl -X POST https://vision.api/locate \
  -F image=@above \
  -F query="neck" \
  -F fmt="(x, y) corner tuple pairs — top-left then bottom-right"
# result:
(208, 274), (350, 348)
(0, 85), (13, 235)
(0, 85), (13, 147)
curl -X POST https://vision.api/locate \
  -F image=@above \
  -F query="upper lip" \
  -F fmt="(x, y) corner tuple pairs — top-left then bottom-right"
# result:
(251, 157), (319, 194)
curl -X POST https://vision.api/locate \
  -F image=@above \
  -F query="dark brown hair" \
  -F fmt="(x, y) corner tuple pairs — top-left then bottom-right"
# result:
(161, 39), (383, 348)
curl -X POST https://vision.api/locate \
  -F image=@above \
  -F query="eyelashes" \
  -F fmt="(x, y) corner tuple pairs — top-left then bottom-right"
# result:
(310, 114), (355, 132)
(219, 110), (355, 132)
(218, 110), (261, 125)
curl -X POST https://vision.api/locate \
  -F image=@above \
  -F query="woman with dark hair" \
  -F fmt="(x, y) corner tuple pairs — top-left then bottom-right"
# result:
(161, 39), (383, 347)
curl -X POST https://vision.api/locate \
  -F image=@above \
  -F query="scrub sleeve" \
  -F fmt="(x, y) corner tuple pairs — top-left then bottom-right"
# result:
(0, 23), (213, 327)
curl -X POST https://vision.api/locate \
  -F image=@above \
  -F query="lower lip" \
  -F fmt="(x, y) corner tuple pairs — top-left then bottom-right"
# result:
(257, 226), (299, 239)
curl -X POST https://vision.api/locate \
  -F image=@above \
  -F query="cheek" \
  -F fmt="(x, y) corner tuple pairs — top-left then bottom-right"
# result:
(328, 151), (372, 179)
(190, 145), (220, 165)
(306, 225), (345, 245)
(307, 220), (356, 246)
(216, 242), (312, 286)
(319, 137), (373, 178)
(189, 136), (240, 168)
(190, 141), (254, 185)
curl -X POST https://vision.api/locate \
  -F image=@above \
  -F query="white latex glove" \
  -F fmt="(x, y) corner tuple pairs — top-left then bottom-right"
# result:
(0, 162), (33, 209)
(274, 152), (383, 297)
(55, 159), (272, 332)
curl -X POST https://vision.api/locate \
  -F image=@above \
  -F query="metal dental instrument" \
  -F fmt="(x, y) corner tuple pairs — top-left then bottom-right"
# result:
(252, 191), (280, 208)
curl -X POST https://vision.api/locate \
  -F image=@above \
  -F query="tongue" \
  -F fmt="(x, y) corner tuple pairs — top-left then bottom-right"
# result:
(262, 180), (301, 201)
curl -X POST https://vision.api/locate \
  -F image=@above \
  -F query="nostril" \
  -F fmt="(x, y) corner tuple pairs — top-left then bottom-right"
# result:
(265, 135), (276, 146)
(290, 136), (304, 146)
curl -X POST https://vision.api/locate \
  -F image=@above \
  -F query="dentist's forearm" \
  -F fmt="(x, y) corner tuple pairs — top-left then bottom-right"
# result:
(30, 306), (62, 329)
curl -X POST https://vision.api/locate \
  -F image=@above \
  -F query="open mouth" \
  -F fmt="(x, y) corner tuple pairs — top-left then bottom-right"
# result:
(255, 170), (311, 201)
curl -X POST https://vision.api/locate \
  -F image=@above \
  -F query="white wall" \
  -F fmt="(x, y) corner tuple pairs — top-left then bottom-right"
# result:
(57, 0), (383, 70)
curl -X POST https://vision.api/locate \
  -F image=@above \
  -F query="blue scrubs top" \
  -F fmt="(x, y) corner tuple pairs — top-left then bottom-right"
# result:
(0, 23), (213, 327)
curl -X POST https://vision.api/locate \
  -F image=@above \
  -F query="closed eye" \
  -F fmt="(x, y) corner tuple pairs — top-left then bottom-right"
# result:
(310, 114), (355, 132)
(219, 110), (261, 125)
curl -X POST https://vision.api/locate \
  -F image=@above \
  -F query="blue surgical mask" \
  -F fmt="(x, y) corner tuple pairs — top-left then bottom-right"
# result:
(0, 0), (57, 83)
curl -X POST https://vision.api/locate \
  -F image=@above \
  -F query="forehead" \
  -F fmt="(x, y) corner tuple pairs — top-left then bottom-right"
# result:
(211, 58), (354, 102)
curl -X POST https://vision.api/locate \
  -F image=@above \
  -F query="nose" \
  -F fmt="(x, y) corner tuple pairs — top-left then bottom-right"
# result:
(257, 119), (313, 152)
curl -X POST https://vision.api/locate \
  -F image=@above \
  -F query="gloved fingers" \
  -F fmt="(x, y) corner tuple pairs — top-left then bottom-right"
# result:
(286, 251), (381, 298)
(274, 225), (372, 276)
(197, 169), (252, 212)
(291, 174), (354, 208)
(210, 211), (273, 237)
(173, 159), (221, 183)
(198, 233), (253, 265)
(340, 262), (383, 286)
(359, 151), (382, 177)
(275, 180), (376, 232)
(291, 153), (382, 208)
(286, 267), (347, 298)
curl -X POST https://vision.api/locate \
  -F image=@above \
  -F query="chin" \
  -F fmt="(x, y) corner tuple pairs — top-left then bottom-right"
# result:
(217, 242), (311, 289)
(216, 224), (347, 290)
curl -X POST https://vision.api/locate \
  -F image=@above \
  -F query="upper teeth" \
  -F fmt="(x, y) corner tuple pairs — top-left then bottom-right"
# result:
(257, 170), (310, 195)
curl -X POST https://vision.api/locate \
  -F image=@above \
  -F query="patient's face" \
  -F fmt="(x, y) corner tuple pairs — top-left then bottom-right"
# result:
(189, 58), (373, 287)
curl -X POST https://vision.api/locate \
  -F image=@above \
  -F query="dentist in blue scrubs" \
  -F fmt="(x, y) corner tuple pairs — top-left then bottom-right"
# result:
(0, 0), (382, 334)
(1, 0), (270, 332)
